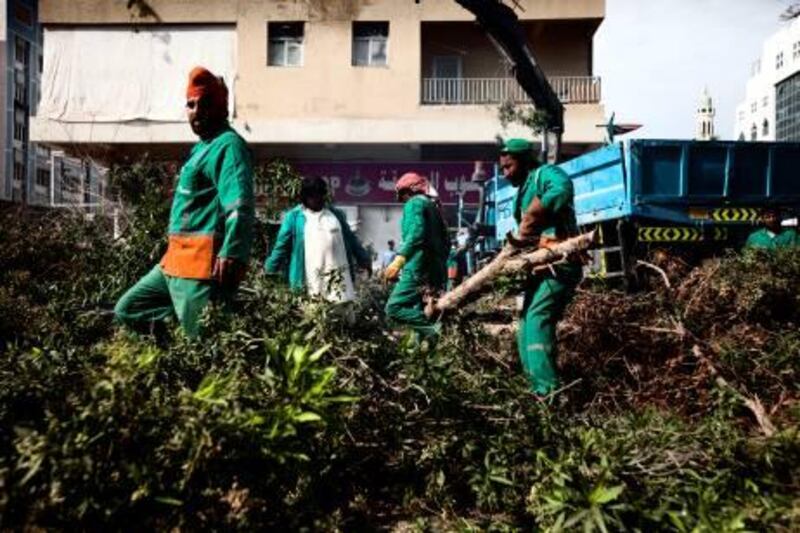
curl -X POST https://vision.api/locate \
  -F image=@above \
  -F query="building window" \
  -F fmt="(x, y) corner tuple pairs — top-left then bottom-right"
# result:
(14, 3), (32, 26)
(776, 52), (784, 70)
(763, 119), (769, 137)
(352, 22), (389, 67)
(13, 150), (26, 183)
(36, 167), (50, 188)
(14, 36), (28, 66)
(794, 41), (800, 61)
(751, 123), (757, 141)
(762, 96), (768, 108)
(13, 108), (26, 143)
(267, 22), (304, 67)
(14, 72), (27, 106)
(35, 144), (50, 158)
(751, 101), (757, 113)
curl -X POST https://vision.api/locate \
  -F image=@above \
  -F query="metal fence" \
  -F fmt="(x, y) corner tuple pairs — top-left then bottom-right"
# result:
(421, 76), (602, 105)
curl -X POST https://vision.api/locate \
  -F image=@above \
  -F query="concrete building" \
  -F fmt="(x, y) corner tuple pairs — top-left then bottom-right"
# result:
(31, 0), (606, 248)
(735, 16), (800, 142)
(2, 0), (50, 204)
(695, 87), (715, 141)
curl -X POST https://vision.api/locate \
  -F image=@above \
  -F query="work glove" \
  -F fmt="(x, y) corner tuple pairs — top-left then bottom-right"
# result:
(213, 257), (247, 290)
(383, 255), (406, 282)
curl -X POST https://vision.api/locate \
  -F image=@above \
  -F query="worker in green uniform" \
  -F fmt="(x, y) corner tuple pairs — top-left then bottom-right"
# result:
(264, 176), (371, 299)
(745, 208), (799, 249)
(384, 172), (449, 338)
(500, 139), (582, 396)
(115, 67), (254, 338)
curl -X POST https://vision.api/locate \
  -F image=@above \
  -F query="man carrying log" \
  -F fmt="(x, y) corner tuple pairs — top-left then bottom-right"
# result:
(114, 67), (254, 338)
(499, 139), (582, 396)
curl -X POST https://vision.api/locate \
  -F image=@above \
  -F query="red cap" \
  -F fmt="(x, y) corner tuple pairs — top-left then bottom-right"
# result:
(396, 172), (429, 194)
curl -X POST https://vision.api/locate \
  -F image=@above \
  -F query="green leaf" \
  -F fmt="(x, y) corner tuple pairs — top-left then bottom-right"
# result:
(294, 412), (322, 423)
(136, 347), (159, 368)
(325, 395), (359, 404)
(589, 484), (625, 505)
(308, 344), (331, 362)
(192, 374), (231, 406)
(154, 496), (183, 506)
(247, 415), (266, 426)
(488, 475), (514, 487)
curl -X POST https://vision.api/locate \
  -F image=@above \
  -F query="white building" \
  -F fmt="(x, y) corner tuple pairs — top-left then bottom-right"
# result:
(734, 16), (800, 142)
(695, 87), (715, 141)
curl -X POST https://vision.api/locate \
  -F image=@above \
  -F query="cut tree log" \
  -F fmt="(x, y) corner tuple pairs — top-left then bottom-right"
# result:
(426, 230), (596, 317)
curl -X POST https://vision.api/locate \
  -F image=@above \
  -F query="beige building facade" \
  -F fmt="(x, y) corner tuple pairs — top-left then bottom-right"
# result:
(31, 0), (606, 248)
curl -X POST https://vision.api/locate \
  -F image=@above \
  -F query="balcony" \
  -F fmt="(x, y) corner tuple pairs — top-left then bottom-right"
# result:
(421, 76), (602, 106)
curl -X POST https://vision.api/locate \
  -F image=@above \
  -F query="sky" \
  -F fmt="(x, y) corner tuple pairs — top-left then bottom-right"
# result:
(594, 0), (793, 140)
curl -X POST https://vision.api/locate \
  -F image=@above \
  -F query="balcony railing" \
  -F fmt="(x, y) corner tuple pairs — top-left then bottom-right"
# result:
(421, 76), (602, 105)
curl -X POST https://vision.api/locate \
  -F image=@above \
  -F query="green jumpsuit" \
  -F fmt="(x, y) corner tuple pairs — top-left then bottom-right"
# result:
(514, 165), (582, 395)
(385, 195), (448, 337)
(115, 125), (254, 337)
(745, 227), (800, 249)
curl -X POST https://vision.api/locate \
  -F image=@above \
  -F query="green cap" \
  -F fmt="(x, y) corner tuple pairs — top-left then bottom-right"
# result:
(500, 138), (534, 155)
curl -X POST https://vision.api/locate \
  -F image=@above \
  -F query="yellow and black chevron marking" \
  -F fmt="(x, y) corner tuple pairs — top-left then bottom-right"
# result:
(637, 227), (702, 242)
(713, 227), (729, 241)
(711, 207), (759, 223)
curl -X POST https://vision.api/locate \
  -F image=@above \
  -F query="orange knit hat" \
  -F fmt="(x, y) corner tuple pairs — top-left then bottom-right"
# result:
(186, 66), (228, 112)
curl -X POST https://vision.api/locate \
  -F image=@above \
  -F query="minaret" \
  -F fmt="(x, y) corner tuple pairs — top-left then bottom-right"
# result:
(696, 87), (716, 141)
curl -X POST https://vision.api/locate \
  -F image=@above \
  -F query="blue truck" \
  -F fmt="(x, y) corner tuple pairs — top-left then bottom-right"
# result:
(479, 139), (800, 280)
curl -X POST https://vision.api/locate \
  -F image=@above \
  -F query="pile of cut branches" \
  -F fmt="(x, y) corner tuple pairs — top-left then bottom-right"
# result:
(558, 248), (800, 428)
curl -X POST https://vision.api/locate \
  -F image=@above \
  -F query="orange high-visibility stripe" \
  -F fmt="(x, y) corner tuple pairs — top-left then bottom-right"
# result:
(160, 234), (215, 280)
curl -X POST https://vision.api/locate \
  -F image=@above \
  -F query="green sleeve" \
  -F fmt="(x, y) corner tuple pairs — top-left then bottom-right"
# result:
(264, 210), (295, 274)
(397, 197), (427, 258)
(538, 166), (573, 214)
(332, 207), (370, 267)
(777, 229), (799, 248)
(215, 137), (255, 262)
(745, 230), (766, 249)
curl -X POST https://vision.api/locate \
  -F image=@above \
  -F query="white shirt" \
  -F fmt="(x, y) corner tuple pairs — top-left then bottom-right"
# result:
(303, 207), (355, 303)
(381, 249), (397, 268)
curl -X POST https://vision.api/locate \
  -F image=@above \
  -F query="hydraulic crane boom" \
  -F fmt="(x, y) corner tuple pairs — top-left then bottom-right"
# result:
(418, 0), (565, 160)
(452, 0), (564, 132)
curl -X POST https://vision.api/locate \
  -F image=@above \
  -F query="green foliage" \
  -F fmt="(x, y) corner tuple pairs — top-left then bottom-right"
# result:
(0, 334), (351, 529)
(498, 100), (550, 136)
(1, 179), (800, 529)
(254, 158), (304, 221)
(525, 410), (800, 532)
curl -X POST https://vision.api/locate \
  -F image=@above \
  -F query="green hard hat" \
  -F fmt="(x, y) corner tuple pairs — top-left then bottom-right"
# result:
(500, 138), (534, 155)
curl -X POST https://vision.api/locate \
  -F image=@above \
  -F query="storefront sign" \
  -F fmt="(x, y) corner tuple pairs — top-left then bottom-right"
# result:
(293, 161), (492, 205)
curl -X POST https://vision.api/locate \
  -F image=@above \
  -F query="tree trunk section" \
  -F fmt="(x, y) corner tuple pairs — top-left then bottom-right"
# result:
(427, 231), (595, 317)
